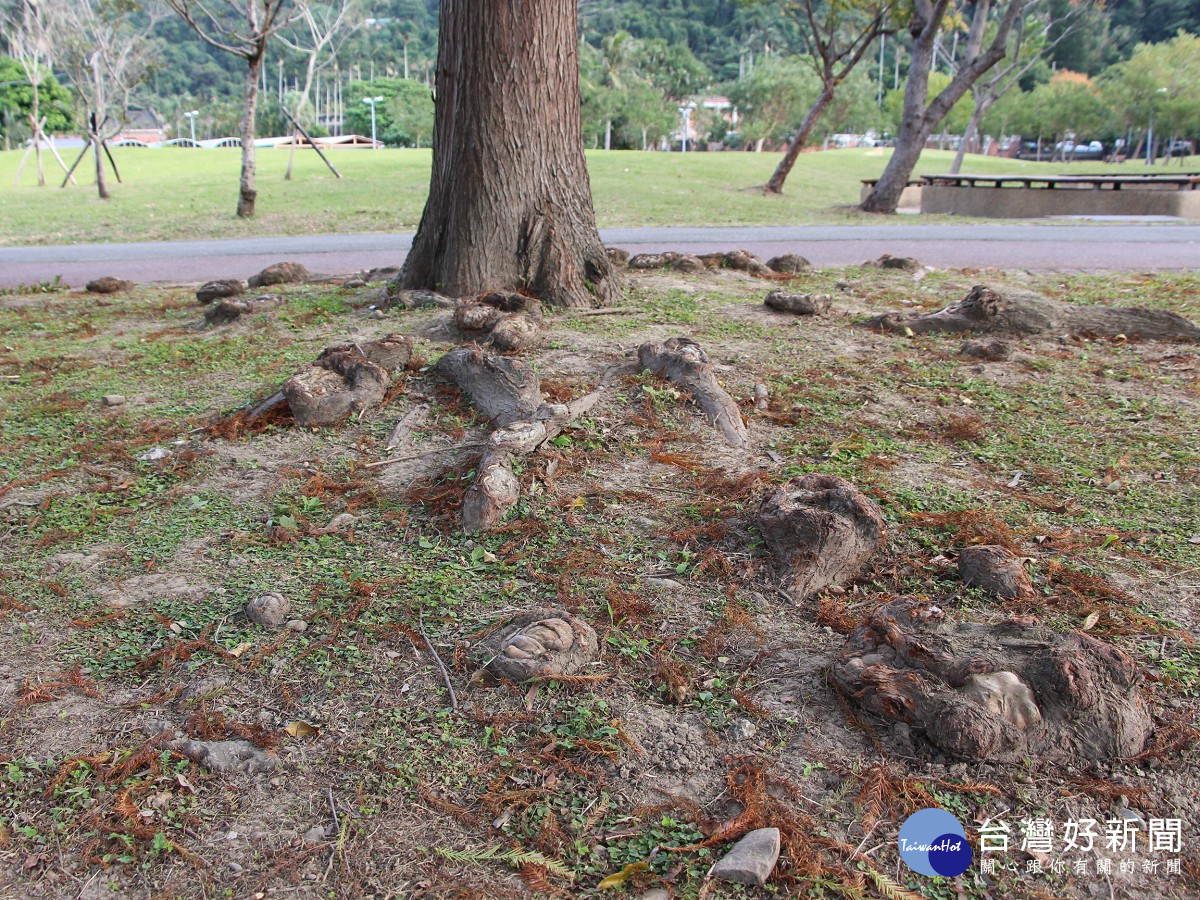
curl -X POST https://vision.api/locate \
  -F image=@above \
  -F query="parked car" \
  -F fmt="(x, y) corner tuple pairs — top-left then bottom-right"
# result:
(1016, 139), (1052, 160)
(1055, 139), (1106, 161)
(1163, 139), (1195, 157)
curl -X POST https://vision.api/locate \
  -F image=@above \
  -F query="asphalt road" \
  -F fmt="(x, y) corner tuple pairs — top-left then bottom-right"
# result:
(1, 223), (1197, 289)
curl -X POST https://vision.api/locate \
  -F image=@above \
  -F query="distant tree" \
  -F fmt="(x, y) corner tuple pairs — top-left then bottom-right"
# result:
(344, 77), (432, 146)
(164, 0), (299, 217)
(1101, 32), (1200, 162)
(1009, 70), (1111, 158)
(728, 57), (821, 151)
(4, 0), (56, 182)
(0, 55), (74, 155)
(578, 31), (694, 149)
(1106, 0), (1200, 49)
(1043, 0), (1119, 75)
(881, 72), (974, 139)
(861, 0), (1029, 214)
(758, 0), (898, 194)
(632, 38), (709, 100)
(948, 0), (1096, 173)
(277, 0), (360, 178)
(398, 0), (620, 309)
(615, 79), (676, 149)
(52, 0), (159, 200)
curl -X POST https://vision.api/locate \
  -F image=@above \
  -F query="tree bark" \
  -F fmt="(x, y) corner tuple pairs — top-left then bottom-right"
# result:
(31, 104), (45, 187)
(764, 85), (835, 194)
(861, 18), (937, 214)
(398, 0), (620, 309)
(239, 53), (263, 218)
(91, 129), (110, 200)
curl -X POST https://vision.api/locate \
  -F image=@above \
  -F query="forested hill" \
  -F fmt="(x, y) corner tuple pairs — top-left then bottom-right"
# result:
(128, 0), (1200, 110)
(579, 0), (798, 82)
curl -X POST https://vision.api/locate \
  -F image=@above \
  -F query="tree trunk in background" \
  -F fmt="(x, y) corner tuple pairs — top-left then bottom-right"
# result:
(90, 129), (109, 200)
(765, 86), (835, 194)
(861, 0), (1022, 214)
(31, 100), (44, 187)
(950, 98), (989, 174)
(399, 0), (620, 308)
(239, 54), (262, 217)
(861, 24), (935, 213)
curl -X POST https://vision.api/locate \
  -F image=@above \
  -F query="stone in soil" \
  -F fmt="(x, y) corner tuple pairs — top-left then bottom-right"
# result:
(709, 827), (781, 885)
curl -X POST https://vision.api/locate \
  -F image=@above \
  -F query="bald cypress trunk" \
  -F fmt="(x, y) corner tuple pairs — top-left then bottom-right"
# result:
(398, 0), (620, 309)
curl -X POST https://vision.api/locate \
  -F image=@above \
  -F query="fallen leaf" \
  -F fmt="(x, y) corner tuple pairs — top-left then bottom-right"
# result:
(598, 861), (649, 889)
(1188, 535), (1200, 545)
(1081, 612), (1100, 631)
(284, 720), (320, 738)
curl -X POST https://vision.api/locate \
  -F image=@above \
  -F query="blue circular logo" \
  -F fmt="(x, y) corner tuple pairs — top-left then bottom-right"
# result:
(898, 808), (972, 877)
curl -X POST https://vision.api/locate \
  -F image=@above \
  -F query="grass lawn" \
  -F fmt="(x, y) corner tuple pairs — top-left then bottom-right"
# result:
(1, 145), (1196, 247)
(1, 264), (1198, 898)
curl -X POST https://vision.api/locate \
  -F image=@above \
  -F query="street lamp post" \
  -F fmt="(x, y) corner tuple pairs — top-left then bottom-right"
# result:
(184, 110), (199, 146)
(1146, 87), (1168, 166)
(362, 96), (383, 150)
(678, 102), (695, 153)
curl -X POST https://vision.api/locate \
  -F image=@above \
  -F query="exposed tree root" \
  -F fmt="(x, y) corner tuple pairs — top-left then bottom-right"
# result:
(862, 284), (1200, 341)
(958, 544), (1035, 600)
(638, 337), (748, 449)
(832, 597), (1152, 763)
(453, 291), (545, 352)
(757, 474), (887, 601)
(475, 607), (599, 683)
(436, 346), (620, 531)
(275, 334), (413, 427)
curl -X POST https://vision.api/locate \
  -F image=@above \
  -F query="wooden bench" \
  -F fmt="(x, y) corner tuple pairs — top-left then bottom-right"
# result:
(918, 173), (1200, 191)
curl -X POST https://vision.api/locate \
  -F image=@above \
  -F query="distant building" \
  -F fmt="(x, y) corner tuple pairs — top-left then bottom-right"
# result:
(115, 107), (167, 145)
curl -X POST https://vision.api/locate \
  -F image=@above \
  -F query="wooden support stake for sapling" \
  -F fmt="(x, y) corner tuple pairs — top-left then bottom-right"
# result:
(281, 106), (342, 179)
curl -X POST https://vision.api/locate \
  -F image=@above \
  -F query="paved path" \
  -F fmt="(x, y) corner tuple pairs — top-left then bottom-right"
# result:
(1, 223), (1197, 289)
